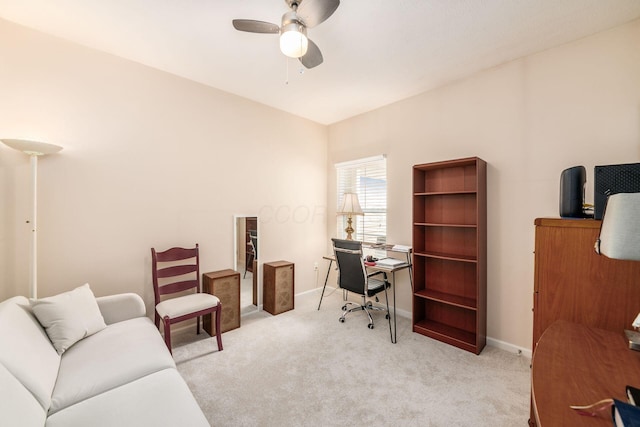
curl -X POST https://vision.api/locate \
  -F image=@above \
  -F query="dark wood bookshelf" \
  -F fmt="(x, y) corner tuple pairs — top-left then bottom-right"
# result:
(412, 157), (487, 354)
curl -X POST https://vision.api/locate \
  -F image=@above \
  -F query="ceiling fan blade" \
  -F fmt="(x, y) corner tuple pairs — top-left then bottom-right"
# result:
(232, 19), (280, 34)
(299, 39), (323, 69)
(296, 0), (340, 28)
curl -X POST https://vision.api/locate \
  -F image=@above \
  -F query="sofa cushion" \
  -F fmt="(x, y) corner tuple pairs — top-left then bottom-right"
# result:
(49, 316), (176, 414)
(30, 283), (107, 354)
(0, 362), (47, 427)
(46, 368), (209, 427)
(0, 296), (60, 411)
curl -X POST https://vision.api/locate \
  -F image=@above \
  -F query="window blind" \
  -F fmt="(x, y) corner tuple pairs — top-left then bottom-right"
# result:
(335, 155), (387, 243)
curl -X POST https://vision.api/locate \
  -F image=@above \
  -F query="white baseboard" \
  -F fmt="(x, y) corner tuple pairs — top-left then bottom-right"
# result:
(486, 337), (532, 359)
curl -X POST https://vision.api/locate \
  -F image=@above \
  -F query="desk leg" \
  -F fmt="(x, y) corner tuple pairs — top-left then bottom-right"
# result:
(408, 265), (413, 293)
(391, 271), (397, 344)
(317, 259), (333, 310)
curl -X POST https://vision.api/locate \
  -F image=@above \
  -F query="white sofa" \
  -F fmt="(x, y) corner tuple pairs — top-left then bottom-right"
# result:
(0, 293), (210, 427)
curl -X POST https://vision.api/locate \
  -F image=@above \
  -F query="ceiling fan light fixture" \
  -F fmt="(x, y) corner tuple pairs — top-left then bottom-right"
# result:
(280, 23), (308, 58)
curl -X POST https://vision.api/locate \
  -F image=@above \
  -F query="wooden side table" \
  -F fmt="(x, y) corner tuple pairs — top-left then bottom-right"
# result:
(202, 269), (240, 334)
(263, 261), (294, 315)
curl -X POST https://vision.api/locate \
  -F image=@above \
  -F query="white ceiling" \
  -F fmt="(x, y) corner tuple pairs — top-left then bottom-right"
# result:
(1, 0), (640, 125)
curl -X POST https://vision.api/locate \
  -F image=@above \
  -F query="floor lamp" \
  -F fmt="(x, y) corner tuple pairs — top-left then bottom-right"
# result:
(2, 139), (63, 299)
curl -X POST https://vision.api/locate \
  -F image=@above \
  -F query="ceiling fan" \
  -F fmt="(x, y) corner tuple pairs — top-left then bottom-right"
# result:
(232, 0), (340, 69)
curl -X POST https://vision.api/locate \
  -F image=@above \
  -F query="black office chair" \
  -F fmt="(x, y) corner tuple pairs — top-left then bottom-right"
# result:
(331, 238), (392, 339)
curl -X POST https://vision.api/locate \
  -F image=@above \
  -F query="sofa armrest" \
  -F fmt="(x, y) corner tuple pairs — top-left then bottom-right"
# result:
(95, 293), (146, 325)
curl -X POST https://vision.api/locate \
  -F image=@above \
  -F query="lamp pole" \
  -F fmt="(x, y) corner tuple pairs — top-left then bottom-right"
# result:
(2, 139), (63, 299)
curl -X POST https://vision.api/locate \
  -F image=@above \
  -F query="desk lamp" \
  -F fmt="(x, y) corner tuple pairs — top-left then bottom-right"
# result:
(2, 139), (63, 299)
(595, 192), (640, 350)
(338, 193), (363, 240)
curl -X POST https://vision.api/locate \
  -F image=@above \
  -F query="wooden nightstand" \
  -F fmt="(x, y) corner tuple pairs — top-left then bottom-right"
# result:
(202, 269), (240, 334)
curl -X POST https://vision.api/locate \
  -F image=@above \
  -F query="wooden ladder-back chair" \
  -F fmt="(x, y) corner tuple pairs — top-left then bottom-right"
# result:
(151, 244), (223, 354)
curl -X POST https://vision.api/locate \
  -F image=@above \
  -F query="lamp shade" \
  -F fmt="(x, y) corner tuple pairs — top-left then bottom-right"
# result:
(596, 192), (640, 261)
(2, 139), (63, 156)
(338, 193), (364, 215)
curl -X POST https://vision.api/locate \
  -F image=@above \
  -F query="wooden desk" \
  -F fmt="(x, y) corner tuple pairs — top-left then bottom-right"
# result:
(531, 320), (640, 426)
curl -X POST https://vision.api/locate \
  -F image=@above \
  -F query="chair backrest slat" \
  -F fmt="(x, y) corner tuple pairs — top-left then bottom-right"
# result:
(154, 247), (197, 262)
(158, 280), (199, 295)
(156, 264), (197, 279)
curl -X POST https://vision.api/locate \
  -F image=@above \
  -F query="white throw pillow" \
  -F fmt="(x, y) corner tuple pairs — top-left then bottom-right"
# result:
(30, 283), (106, 355)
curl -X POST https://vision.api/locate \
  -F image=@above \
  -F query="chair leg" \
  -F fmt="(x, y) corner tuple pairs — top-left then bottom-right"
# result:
(163, 316), (172, 355)
(155, 312), (160, 329)
(338, 301), (361, 322)
(244, 253), (254, 279)
(361, 296), (376, 328)
(196, 315), (200, 335)
(214, 304), (223, 351)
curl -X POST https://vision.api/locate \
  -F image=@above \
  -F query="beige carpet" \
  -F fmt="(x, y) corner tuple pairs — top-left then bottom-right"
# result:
(172, 290), (531, 426)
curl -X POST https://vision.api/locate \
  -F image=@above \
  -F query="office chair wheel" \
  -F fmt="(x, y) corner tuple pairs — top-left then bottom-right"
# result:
(339, 317), (345, 323)
(368, 323), (374, 329)
(341, 305), (347, 311)
(386, 314), (390, 319)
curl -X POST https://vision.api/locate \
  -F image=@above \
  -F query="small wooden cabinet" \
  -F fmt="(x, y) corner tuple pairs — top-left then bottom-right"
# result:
(412, 157), (487, 354)
(202, 269), (241, 335)
(263, 261), (294, 315)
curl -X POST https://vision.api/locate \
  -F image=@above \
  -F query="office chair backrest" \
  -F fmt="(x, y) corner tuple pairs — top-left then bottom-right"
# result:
(151, 244), (200, 305)
(332, 238), (366, 295)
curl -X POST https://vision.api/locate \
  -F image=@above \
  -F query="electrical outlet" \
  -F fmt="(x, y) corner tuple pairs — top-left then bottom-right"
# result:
(313, 262), (318, 271)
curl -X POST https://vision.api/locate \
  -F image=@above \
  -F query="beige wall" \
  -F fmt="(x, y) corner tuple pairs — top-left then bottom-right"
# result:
(2, 16), (639, 352)
(0, 19), (328, 317)
(328, 19), (640, 350)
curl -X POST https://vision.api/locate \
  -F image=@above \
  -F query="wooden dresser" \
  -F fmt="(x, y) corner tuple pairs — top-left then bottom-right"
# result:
(530, 218), (640, 425)
(533, 218), (640, 347)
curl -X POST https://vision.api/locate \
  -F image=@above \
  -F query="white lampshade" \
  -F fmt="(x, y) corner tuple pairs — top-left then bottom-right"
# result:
(2, 139), (62, 156)
(338, 193), (364, 215)
(596, 192), (640, 261)
(280, 24), (308, 58)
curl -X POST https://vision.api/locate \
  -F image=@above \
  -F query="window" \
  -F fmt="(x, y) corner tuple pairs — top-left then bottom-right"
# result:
(335, 155), (387, 243)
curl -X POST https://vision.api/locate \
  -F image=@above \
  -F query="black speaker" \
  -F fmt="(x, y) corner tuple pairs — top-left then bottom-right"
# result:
(559, 166), (586, 218)
(594, 162), (640, 219)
